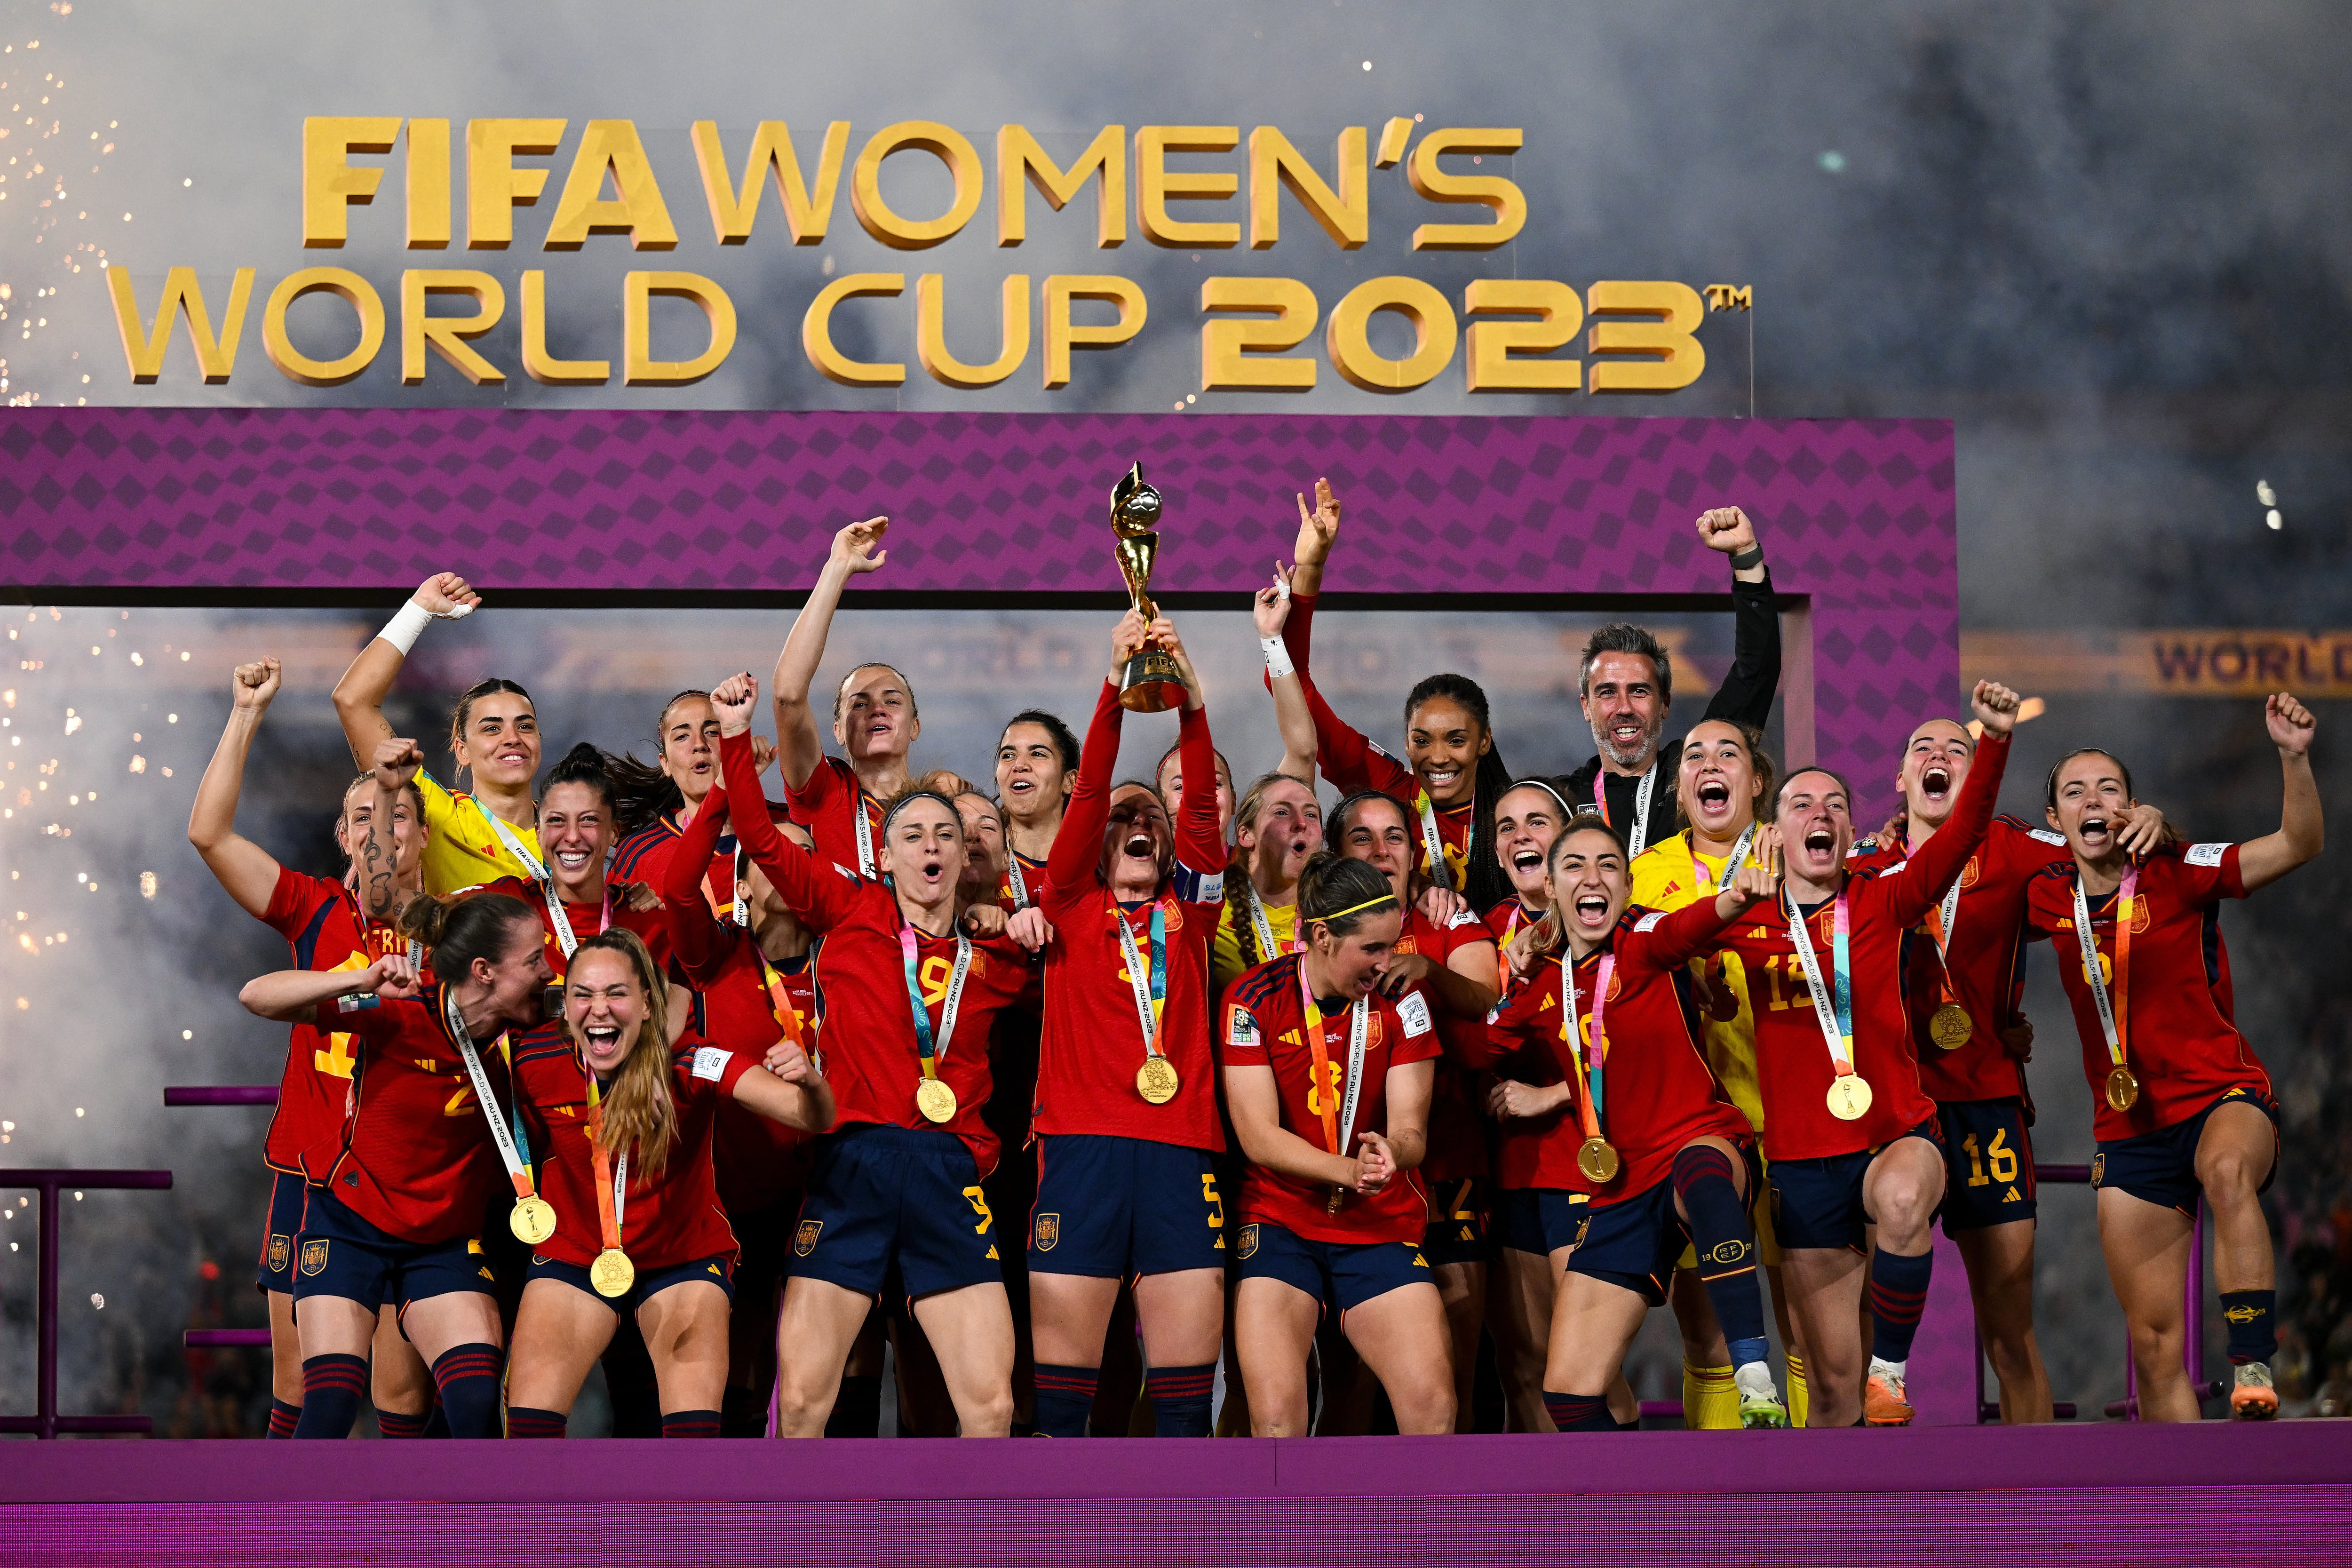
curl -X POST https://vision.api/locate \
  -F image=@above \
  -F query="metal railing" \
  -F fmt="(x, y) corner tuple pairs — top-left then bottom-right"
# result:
(0, 1168), (175, 1438)
(163, 1085), (279, 1353)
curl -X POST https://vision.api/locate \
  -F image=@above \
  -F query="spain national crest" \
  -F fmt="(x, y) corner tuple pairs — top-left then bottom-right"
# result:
(1237, 1223), (1259, 1260)
(1033, 1212), (1060, 1252)
(794, 1218), (824, 1257)
(267, 1234), (291, 1275)
(299, 1239), (329, 1277)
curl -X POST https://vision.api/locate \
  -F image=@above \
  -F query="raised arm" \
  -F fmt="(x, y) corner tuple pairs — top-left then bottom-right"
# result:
(189, 659), (288, 918)
(1888, 683), (2018, 924)
(2237, 693), (2322, 892)
(1283, 478), (1343, 657)
(1254, 569), (1321, 785)
(330, 572), (480, 770)
(1045, 640), (1131, 905)
(770, 517), (888, 792)
(1694, 507), (1780, 730)
(717, 680), (849, 931)
(357, 738), (423, 924)
(1155, 617), (1231, 878)
(661, 780), (732, 981)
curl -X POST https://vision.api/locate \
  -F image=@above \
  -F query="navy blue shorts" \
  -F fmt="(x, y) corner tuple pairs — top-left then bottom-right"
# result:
(292, 1184), (496, 1320)
(1235, 1220), (1431, 1317)
(255, 1168), (310, 1294)
(1936, 1097), (2039, 1233)
(1768, 1118), (1942, 1254)
(1492, 1186), (1591, 1258)
(788, 1123), (1004, 1304)
(528, 1251), (736, 1315)
(1569, 1159), (1753, 1306)
(2093, 1086), (2280, 1218)
(1029, 1134), (1225, 1280)
(1420, 1177), (1488, 1268)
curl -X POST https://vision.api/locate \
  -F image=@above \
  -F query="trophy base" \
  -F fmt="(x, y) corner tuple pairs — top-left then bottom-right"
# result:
(1119, 649), (1185, 713)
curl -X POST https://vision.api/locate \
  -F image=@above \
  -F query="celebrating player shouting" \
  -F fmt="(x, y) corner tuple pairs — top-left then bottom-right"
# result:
(1016, 612), (1229, 1437)
(2024, 694), (2323, 1422)
(1705, 679), (2023, 1427)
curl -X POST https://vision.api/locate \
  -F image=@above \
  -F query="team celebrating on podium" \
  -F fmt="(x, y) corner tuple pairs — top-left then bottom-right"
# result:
(196, 478), (2324, 1438)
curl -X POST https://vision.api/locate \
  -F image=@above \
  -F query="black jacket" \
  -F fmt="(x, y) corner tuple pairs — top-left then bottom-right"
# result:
(1559, 568), (1781, 855)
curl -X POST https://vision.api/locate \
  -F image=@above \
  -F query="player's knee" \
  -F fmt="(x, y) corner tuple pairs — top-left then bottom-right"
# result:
(2198, 1149), (2259, 1202)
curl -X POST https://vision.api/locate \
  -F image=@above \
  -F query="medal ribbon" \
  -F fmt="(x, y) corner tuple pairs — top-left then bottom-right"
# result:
(443, 988), (540, 1206)
(584, 1074), (628, 1252)
(1784, 886), (1857, 1077)
(1006, 855), (1031, 911)
(1593, 758), (1659, 859)
(898, 923), (974, 1087)
(1710, 823), (1758, 893)
(755, 952), (808, 1050)
(853, 785), (878, 879)
(1412, 788), (1457, 891)
(1496, 902), (1527, 991)
(1243, 881), (1292, 964)
(1560, 950), (1618, 1143)
(1296, 962), (1370, 1159)
(1112, 899), (1171, 1062)
(1927, 873), (1965, 1009)
(2070, 867), (2137, 1072)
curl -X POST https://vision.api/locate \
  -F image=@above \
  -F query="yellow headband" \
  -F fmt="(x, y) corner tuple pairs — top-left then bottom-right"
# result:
(1317, 893), (1400, 922)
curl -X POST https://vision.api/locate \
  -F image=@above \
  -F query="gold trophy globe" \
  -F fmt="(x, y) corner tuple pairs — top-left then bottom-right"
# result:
(1110, 463), (1186, 712)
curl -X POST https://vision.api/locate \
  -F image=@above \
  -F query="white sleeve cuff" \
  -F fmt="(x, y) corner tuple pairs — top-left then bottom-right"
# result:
(377, 600), (433, 655)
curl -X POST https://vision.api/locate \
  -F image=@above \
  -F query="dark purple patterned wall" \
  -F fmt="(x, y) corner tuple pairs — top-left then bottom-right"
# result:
(0, 410), (1956, 788)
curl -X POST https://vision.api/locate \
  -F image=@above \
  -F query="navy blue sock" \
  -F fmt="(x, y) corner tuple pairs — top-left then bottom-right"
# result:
(1867, 1248), (1934, 1364)
(421, 1399), (450, 1439)
(292, 1354), (366, 1439)
(375, 1405), (430, 1439)
(660, 1408), (722, 1438)
(1671, 1144), (1768, 1365)
(429, 1342), (504, 1438)
(1033, 1362), (1098, 1438)
(1615, 1414), (1642, 1432)
(1146, 1362), (1216, 1438)
(1543, 1390), (1616, 1432)
(505, 1404), (567, 1439)
(2222, 1289), (2277, 1365)
(825, 1373), (882, 1438)
(265, 1397), (302, 1440)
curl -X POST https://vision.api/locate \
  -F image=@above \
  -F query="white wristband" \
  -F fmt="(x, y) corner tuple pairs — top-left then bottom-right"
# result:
(377, 600), (433, 656)
(1261, 636), (1295, 680)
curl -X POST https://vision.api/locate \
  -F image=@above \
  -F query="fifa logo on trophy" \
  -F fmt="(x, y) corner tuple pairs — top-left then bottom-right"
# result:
(1109, 462), (1185, 712)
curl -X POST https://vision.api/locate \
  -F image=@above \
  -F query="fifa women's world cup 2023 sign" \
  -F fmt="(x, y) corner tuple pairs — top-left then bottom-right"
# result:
(103, 116), (1749, 396)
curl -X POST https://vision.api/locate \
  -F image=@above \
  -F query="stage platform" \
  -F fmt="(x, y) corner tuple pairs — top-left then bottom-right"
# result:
(4, 1424), (2350, 1565)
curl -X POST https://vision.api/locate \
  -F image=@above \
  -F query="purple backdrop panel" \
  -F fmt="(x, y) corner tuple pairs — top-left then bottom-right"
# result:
(0, 409), (1957, 792)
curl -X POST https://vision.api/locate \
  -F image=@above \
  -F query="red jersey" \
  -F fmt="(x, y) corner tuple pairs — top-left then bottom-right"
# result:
(256, 866), (395, 1179)
(1034, 682), (1227, 1151)
(511, 1023), (755, 1270)
(999, 849), (1052, 915)
(1484, 902), (1750, 1203)
(1850, 815), (2071, 1105)
(1401, 905), (1500, 1183)
(783, 755), (886, 881)
(1218, 955), (1442, 1244)
(315, 982), (506, 1244)
(1282, 592), (1473, 891)
(725, 732), (1029, 1177)
(1478, 898), (1565, 1188)
(2021, 842), (2262, 1141)
(1707, 731), (2011, 1160)
(660, 791), (816, 1214)
(475, 876), (670, 985)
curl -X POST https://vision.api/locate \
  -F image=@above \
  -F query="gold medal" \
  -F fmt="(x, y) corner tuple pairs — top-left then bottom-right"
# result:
(1136, 1055), (1180, 1105)
(915, 1075), (958, 1124)
(589, 1247), (635, 1299)
(1576, 1137), (1621, 1184)
(2104, 1064), (2140, 1113)
(1826, 1073), (1874, 1122)
(508, 1194), (557, 1246)
(1929, 1003), (1973, 1051)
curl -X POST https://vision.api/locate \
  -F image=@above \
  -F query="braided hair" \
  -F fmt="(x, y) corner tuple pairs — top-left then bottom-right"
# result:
(1402, 673), (1511, 915)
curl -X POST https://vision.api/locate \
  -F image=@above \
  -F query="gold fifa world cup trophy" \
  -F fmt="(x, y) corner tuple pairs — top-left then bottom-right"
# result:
(1110, 463), (1186, 712)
